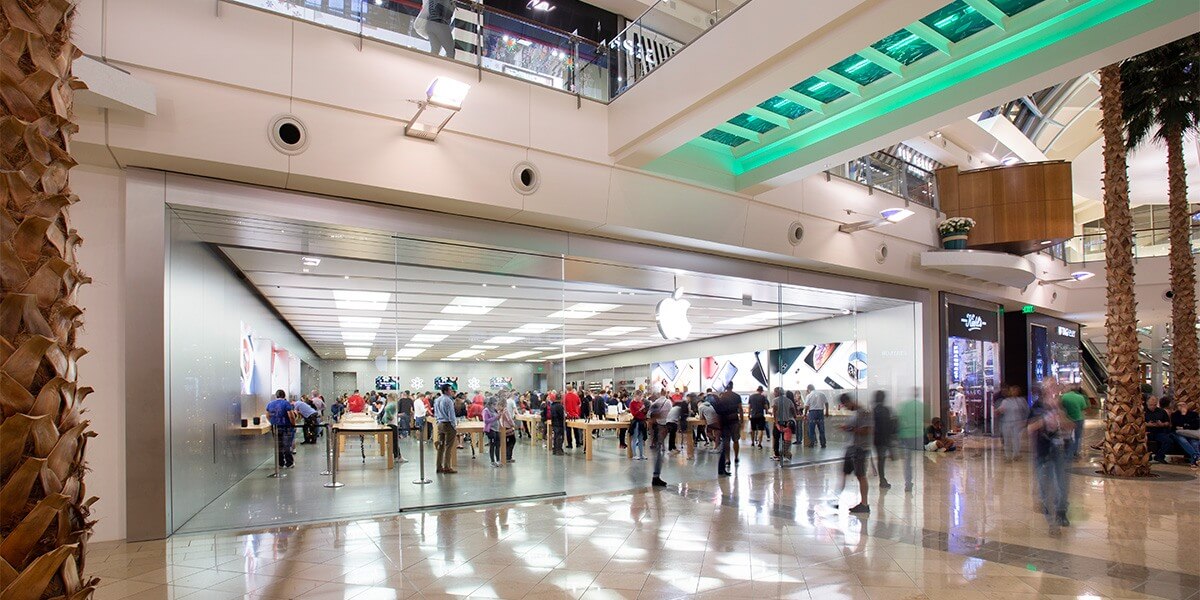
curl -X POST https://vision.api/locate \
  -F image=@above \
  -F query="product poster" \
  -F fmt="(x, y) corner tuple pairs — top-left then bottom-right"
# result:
(433, 376), (459, 391)
(490, 376), (513, 390)
(699, 352), (770, 393)
(375, 376), (400, 391)
(239, 322), (255, 395)
(650, 360), (699, 394)
(769, 341), (867, 391)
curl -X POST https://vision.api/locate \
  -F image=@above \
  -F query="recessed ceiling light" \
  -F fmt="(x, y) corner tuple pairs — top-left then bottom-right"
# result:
(542, 352), (586, 360)
(512, 323), (562, 334)
(339, 316), (382, 329)
(424, 320), (470, 332)
(345, 348), (370, 358)
(716, 311), (798, 326)
(589, 326), (645, 336)
(499, 350), (540, 359)
(525, 358), (544, 362)
(443, 358), (461, 362)
(442, 297), (505, 315)
(484, 336), (523, 344)
(583, 347), (608, 352)
(471, 345), (499, 350)
(548, 303), (621, 319)
(302, 257), (321, 267)
(405, 343), (433, 348)
(607, 339), (650, 347)
(342, 331), (377, 342)
(343, 342), (373, 348)
(447, 349), (484, 359)
(333, 290), (390, 311)
(482, 283), (488, 287)
(394, 348), (426, 358)
(556, 338), (594, 346)
(533, 346), (558, 351)
(302, 268), (310, 273)
(411, 334), (447, 343)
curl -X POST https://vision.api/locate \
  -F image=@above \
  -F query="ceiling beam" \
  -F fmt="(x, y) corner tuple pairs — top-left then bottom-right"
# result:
(857, 46), (906, 76)
(905, 21), (954, 55)
(777, 89), (827, 114)
(744, 107), (792, 129)
(962, 0), (1010, 29)
(714, 122), (761, 144)
(816, 70), (865, 97)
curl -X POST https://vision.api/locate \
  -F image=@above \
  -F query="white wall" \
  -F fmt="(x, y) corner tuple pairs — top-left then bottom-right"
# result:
(319, 360), (538, 396)
(72, 166), (127, 542)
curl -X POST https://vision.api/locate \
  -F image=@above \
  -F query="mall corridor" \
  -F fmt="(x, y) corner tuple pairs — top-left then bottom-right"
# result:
(85, 435), (1199, 600)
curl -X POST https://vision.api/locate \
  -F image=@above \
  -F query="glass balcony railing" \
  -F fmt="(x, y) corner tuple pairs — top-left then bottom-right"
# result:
(227, 0), (749, 103)
(1043, 226), (1200, 264)
(826, 151), (939, 209)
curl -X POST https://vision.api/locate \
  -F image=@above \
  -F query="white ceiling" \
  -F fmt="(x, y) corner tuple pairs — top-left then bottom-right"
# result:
(172, 206), (908, 363)
(1071, 134), (1200, 209)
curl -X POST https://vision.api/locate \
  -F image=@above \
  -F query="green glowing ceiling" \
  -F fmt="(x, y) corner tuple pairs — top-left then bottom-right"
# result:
(682, 0), (1185, 187)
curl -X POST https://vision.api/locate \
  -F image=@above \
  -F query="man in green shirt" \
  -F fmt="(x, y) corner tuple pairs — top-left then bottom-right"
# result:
(1060, 387), (1088, 459)
(895, 391), (926, 493)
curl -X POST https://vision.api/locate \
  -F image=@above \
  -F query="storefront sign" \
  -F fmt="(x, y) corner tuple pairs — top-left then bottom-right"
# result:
(1056, 326), (1077, 339)
(946, 304), (999, 342)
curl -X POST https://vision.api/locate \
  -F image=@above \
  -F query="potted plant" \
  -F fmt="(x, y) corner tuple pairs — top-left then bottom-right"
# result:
(938, 217), (976, 250)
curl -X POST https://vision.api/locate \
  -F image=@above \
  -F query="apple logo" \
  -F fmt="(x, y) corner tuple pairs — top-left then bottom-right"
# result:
(656, 288), (692, 341)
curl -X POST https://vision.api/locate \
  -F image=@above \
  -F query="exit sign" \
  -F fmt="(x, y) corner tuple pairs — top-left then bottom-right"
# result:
(1022, 305), (1035, 314)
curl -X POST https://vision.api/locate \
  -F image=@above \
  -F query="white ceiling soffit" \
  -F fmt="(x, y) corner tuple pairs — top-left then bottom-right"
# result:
(920, 250), (1037, 289)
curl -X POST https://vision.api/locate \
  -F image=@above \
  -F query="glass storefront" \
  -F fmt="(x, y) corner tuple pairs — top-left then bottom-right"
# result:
(941, 297), (1001, 435)
(1003, 312), (1082, 405)
(162, 195), (927, 534)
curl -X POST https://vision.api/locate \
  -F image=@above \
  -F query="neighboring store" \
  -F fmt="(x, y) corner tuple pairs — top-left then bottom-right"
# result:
(939, 294), (1002, 435)
(1004, 311), (1083, 404)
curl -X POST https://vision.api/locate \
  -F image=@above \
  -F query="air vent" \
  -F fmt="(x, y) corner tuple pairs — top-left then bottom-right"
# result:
(512, 162), (540, 195)
(268, 115), (309, 155)
(787, 221), (804, 246)
(875, 243), (889, 264)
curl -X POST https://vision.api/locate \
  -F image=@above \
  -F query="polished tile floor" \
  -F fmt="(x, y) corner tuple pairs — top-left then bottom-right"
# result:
(92, 425), (1198, 600)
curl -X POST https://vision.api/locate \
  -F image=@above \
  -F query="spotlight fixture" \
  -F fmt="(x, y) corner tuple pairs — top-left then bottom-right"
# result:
(301, 256), (321, 267)
(1039, 271), (1095, 285)
(838, 207), (914, 233)
(527, 0), (555, 11)
(404, 77), (470, 141)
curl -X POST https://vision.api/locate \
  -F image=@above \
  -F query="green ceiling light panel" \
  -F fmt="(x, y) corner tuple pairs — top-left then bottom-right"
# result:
(700, 129), (750, 148)
(758, 97), (811, 120)
(830, 54), (893, 86)
(906, 21), (954, 54)
(991, 0), (1046, 17)
(871, 29), (940, 65)
(921, 0), (995, 42)
(728, 113), (777, 135)
(962, 0), (1011, 28)
(793, 76), (849, 103)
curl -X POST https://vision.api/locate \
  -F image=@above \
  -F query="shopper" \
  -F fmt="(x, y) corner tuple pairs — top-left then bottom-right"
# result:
(649, 391), (671, 486)
(483, 398), (501, 467)
(666, 398), (686, 456)
(996, 385), (1030, 460)
(564, 386), (582, 449)
(347, 389), (365, 414)
(1170, 402), (1200, 468)
(412, 393), (428, 442)
(629, 392), (647, 460)
(713, 383), (741, 477)
(397, 392), (414, 439)
(833, 394), (871, 514)
(748, 386), (769, 448)
(772, 387), (796, 463)
(1145, 396), (1176, 464)
(895, 390), (924, 493)
(924, 418), (956, 452)
(500, 400), (517, 464)
(872, 391), (895, 489)
(1060, 386), (1088, 458)
(266, 390), (296, 469)
(804, 385), (829, 448)
(434, 384), (457, 474)
(549, 394), (566, 455)
(1028, 379), (1071, 534)
(295, 395), (319, 444)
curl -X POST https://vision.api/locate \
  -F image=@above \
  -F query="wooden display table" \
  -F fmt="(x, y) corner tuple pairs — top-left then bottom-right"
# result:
(515, 414), (542, 444)
(566, 419), (632, 460)
(332, 421), (393, 470)
(237, 422), (271, 436)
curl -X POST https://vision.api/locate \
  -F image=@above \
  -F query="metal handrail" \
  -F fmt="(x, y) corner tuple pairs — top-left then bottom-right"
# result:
(1038, 225), (1200, 264)
(825, 150), (940, 209)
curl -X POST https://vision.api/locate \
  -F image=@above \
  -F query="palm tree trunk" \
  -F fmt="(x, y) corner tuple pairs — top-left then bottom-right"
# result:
(1164, 123), (1198, 409)
(0, 1), (98, 599)
(1097, 64), (1149, 477)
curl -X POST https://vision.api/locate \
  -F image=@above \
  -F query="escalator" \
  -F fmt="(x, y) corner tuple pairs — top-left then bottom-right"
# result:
(1081, 338), (1107, 400)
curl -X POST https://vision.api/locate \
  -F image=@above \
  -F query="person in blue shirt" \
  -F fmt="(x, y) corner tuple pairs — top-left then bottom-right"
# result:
(265, 390), (296, 468)
(434, 384), (458, 473)
(295, 396), (319, 444)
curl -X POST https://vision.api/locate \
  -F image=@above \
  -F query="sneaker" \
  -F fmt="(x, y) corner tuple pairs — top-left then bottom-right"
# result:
(652, 477), (668, 487)
(848, 504), (870, 514)
(879, 480), (891, 489)
(717, 471), (731, 477)
(444, 469), (457, 474)
(507, 459), (516, 464)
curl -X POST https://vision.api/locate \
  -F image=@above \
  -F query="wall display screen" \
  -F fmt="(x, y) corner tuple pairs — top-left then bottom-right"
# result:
(433, 376), (459, 391)
(1047, 323), (1081, 386)
(490, 377), (513, 390)
(375, 376), (400, 391)
(769, 342), (867, 391)
(650, 360), (699, 393)
(699, 352), (770, 393)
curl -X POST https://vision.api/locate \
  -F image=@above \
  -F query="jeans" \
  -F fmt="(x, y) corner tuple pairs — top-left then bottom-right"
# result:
(874, 442), (889, 483)
(1001, 420), (1024, 459)
(717, 421), (738, 474)
(435, 422), (456, 471)
(652, 425), (667, 477)
(487, 430), (500, 463)
(1150, 430), (1176, 461)
(302, 415), (319, 443)
(398, 414), (411, 438)
(630, 420), (646, 459)
(807, 410), (826, 447)
(1036, 439), (1069, 519)
(900, 436), (921, 488)
(388, 424), (401, 459)
(552, 424), (565, 453)
(1071, 419), (1085, 458)
(275, 425), (295, 467)
(505, 432), (516, 461)
(1172, 433), (1200, 463)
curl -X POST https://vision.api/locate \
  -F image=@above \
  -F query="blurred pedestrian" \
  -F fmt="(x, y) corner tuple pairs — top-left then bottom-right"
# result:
(1028, 379), (1072, 535)
(996, 384), (1029, 460)
(872, 390), (895, 489)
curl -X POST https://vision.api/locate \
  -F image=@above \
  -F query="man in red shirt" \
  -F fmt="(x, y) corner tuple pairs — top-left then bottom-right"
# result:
(563, 386), (582, 449)
(347, 390), (365, 413)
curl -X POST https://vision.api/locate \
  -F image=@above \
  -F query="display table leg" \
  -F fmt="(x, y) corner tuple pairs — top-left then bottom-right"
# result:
(386, 434), (394, 470)
(626, 427), (632, 458)
(500, 427), (508, 467)
(584, 428), (593, 461)
(687, 425), (695, 457)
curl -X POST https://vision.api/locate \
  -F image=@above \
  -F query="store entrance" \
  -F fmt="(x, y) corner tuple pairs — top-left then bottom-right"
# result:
(943, 300), (1001, 436)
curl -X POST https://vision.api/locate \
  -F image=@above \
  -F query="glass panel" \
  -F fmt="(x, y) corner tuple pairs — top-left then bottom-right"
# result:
(792, 76), (850, 104)
(990, 0), (1047, 17)
(481, 9), (576, 93)
(872, 29), (939, 65)
(576, 39), (611, 102)
(920, 0), (995, 43)
(728, 113), (778, 135)
(758, 97), (811, 120)
(701, 129), (751, 147)
(829, 54), (892, 87)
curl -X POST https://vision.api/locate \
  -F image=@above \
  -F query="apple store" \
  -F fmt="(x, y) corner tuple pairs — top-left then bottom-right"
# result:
(144, 174), (927, 535)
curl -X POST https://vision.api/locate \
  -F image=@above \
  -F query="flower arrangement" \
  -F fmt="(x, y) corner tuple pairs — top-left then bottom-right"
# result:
(937, 217), (976, 236)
